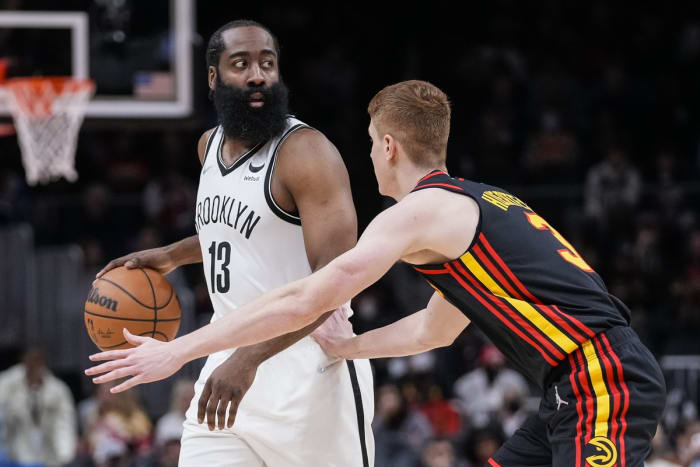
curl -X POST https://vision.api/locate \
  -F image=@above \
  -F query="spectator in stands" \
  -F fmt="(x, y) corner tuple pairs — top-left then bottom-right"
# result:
(77, 376), (116, 435)
(0, 347), (77, 466)
(142, 170), (196, 244)
(153, 378), (195, 466)
(675, 420), (700, 467)
(653, 150), (686, 221)
(87, 382), (152, 467)
(373, 383), (433, 467)
(453, 344), (529, 430)
(499, 385), (530, 437)
(420, 437), (467, 467)
(522, 109), (579, 184)
(584, 144), (642, 238)
(686, 229), (700, 282)
(646, 423), (681, 467)
(416, 380), (462, 438)
(76, 380), (119, 464)
(464, 425), (505, 467)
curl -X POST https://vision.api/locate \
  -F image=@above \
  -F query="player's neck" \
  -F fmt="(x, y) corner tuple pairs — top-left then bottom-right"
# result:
(394, 165), (448, 200)
(220, 137), (259, 167)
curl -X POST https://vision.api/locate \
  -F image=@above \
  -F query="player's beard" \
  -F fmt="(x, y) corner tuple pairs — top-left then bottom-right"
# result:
(212, 76), (289, 144)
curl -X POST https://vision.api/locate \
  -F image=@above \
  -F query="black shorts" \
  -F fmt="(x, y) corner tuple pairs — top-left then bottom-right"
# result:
(490, 326), (666, 467)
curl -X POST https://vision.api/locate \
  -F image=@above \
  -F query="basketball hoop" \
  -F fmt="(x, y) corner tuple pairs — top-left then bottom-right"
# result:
(0, 77), (95, 185)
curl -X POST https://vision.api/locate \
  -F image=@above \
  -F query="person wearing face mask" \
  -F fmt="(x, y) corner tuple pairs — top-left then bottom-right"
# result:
(453, 344), (529, 431)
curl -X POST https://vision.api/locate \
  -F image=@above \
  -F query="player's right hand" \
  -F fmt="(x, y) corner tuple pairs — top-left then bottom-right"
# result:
(311, 304), (355, 358)
(85, 329), (185, 392)
(197, 352), (257, 430)
(96, 247), (176, 279)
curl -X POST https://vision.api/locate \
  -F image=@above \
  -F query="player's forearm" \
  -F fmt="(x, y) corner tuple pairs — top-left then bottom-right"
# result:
(164, 235), (202, 266)
(172, 246), (386, 363)
(172, 279), (330, 362)
(334, 309), (438, 359)
(234, 310), (334, 364)
(225, 239), (352, 365)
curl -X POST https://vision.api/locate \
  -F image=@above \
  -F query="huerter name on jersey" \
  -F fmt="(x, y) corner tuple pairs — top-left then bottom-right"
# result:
(482, 190), (531, 211)
(195, 195), (261, 239)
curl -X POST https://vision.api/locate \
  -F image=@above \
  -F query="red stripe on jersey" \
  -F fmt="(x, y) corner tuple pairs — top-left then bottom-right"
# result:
(575, 349), (595, 443)
(449, 261), (563, 363)
(535, 304), (587, 343)
(414, 182), (464, 191)
(487, 459), (502, 467)
(416, 170), (446, 184)
(475, 240), (591, 342)
(445, 263), (559, 365)
(552, 305), (595, 338)
(479, 233), (541, 303)
(413, 267), (449, 275)
(569, 353), (584, 467)
(601, 334), (629, 467)
(479, 233), (596, 338)
(594, 336), (620, 444)
(472, 244), (523, 299)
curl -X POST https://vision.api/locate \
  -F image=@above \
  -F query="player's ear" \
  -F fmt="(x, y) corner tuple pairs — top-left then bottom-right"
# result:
(384, 134), (397, 162)
(208, 66), (217, 91)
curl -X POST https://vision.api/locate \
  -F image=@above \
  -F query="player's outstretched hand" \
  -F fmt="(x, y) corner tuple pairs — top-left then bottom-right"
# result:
(311, 304), (355, 358)
(197, 352), (257, 431)
(96, 246), (176, 279)
(85, 329), (185, 393)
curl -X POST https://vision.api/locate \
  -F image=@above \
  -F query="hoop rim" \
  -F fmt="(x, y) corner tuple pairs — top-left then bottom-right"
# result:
(0, 76), (96, 118)
(0, 76), (95, 92)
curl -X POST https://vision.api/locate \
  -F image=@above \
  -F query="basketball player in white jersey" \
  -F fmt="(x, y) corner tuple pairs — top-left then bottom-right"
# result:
(95, 20), (374, 467)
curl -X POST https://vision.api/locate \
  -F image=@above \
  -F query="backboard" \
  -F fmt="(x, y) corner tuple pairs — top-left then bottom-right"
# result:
(0, 0), (193, 118)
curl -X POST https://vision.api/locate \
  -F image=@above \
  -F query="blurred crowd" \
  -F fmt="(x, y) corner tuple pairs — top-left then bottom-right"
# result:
(0, 347), (194, 466)
(2, 1), (700, 466)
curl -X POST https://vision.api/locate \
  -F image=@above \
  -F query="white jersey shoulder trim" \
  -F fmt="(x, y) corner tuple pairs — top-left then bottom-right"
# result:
(263, 121), (312, 225)
(200, 126), (219, 167)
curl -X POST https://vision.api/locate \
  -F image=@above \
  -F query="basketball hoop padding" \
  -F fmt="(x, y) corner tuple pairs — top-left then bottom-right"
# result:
(0, 77), (95, 185)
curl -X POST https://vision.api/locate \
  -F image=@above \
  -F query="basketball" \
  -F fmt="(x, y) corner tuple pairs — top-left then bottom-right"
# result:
(84, 267), (181, 351)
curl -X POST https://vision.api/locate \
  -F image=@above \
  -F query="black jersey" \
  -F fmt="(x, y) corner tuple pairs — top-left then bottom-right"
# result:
(410, 170), (629, 387)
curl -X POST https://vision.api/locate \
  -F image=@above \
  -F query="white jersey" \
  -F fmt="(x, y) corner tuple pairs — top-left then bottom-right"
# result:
(196, 118), (313, 317)
(183, 117), (375, 467)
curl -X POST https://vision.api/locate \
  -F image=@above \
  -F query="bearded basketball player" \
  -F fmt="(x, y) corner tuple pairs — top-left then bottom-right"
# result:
(95, 20), (374, 467)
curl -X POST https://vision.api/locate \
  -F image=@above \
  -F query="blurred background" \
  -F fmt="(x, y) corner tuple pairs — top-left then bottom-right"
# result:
(1, 1), (700, 466)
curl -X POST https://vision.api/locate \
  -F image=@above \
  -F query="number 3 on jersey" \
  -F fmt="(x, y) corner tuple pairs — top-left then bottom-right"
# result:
(525, 212), (594, 272)
(208, 241), (231, 293)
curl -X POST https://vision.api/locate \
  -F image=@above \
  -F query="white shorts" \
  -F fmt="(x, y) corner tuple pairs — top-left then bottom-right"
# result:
(179, 336), (374, 466)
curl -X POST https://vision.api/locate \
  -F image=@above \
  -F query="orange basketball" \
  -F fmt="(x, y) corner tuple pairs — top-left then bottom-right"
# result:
(84, 266), (181, 350)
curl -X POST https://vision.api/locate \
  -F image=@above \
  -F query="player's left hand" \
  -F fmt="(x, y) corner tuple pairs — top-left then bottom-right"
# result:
(85, 329), (185, 393)
(311, 305), (355, 358)
(197, 352), (257, 430)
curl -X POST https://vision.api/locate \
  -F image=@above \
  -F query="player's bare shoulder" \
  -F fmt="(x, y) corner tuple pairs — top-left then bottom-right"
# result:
(197, 127), (217, 166)
(403, 187), (478, 223)
(276, 127), (349, 182)
(400, 187), (480, 262)
(271, 126), (352, 215)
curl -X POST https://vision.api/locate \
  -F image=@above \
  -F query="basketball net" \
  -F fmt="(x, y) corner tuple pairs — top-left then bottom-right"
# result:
(0, 77), (95, 185)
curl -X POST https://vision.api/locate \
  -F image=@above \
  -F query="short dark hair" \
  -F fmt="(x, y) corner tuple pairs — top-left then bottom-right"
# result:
(206, 20), (281, 70)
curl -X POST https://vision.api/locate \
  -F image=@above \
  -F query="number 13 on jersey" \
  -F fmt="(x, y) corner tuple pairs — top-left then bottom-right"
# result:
(208, 241), (231, 293)
(525, 212), (594, 272)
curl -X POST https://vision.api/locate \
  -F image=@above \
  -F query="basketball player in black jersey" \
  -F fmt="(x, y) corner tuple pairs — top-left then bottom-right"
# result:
(88, 80), (666, 466)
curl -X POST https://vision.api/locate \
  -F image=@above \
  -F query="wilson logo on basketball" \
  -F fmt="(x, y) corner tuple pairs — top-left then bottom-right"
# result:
(87, 287), (119, 312)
